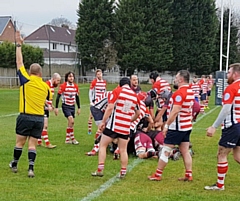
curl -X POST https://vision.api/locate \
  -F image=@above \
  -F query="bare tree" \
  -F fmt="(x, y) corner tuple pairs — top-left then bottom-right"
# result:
(48, 17), (76, 29)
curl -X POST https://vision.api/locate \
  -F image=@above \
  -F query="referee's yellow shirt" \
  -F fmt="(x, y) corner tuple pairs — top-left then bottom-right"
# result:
(18, 66), (52, 115)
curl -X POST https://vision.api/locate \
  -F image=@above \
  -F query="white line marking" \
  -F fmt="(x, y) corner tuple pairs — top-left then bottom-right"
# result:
(0, 104), (91, 118)
(80, 158), (144, 201)
(0, 113), (19, 118)
(80, 105), (221, 201)
(193, 106), (220, 123)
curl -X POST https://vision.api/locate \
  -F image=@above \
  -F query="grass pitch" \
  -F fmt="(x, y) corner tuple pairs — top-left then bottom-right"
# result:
(0, 84), (239, 201)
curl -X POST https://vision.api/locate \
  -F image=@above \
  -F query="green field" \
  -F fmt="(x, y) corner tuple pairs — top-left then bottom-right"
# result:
(0, 84), (239, 201)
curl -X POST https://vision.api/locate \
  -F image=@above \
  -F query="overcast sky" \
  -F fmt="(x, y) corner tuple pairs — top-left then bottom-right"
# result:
(1, 0), (79, 36)
(1, 0), (240, 36)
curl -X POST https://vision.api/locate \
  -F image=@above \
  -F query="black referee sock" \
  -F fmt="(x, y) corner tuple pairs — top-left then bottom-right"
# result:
(12, 147), (23, 167)
(28, 149), (36, 171)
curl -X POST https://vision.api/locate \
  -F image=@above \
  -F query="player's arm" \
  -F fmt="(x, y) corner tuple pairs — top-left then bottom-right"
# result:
(15, 31), (24, 70)
(211, 104), (232, 128)
(102, 103), (114, 124)
(46, 86), (53, 111)
(164, 105), (181, 128)
(154, 106), (166, 122)
(76, 94), (81, 115)
(146, 114), (154, 132)
(89, 80), (96, 104)
(15, 31), (31, 85)
(54, 84), (63, 116)
(89, 89), (94, 104)
(131, 100), (140, 122)
(206, 104), (231, 137)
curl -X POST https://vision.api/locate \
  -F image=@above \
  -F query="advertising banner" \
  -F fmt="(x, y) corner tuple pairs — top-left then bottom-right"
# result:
(215, 71), (228, 105)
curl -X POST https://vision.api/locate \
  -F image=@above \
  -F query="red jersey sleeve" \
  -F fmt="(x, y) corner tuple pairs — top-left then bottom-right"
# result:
(172, 89), (185, 106)
(74, 83), (80, 95)
(90, 79), (97, 90)
(46, 80), (51, 87)
(108, 87), (122, 104)
(152, 82), (158, 91)
(199, 79), (204, 86)
(58, 83), (65, 94)
(222, 85), (236, 105)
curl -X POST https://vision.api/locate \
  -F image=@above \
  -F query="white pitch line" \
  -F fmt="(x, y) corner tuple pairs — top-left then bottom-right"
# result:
(80, 158), (144, 201)
(80, 105), (221, 201)
(0, 113), (19, 118)
(0, 104), (91, 118)
(193, 105), (220, 124)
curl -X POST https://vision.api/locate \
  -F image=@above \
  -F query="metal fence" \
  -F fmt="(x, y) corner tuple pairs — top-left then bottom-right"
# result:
(0, 75), (175, 88)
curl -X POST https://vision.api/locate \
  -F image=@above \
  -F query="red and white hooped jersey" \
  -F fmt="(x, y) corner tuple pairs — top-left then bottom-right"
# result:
(58, 82), (79, 106)
(199, 79), (208, 94)
(152, 77), (171, 94)
(94, 91), (111, 112)
(190, 82), (200, 98)
(106, 85), (140, 135)
(45, 80), (55, 108)
(167, 85), (194, 131)
(130, 100), (149, 131)
(221, 79), (240, 129)
(152, 77), (171, 108)
(207, 79), (213, 90)
(46, 80), (55, 96)
(90, 78), (107, 101)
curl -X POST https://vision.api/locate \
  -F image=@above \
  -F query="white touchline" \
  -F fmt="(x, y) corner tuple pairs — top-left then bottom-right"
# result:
(80, 158), (144, 201)
(0, 104), (91, 118)
(0, 113), (19, 118)
(80, 105), (221, 201)
(193, 105), (220, 124)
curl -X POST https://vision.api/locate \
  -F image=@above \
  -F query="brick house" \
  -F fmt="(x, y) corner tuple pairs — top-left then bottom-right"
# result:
(0, 16), (15, 43)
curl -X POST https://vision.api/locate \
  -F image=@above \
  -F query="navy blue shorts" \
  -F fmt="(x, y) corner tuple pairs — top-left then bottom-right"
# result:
(103, 128), (129, 140)
(207, 90), (211, 96)
(219, 124), (240, 148)
(62, 104), (75, 118)
(200, 93), (207, 101)
(90, 106), (104, 121)
(16, 113), (44, 139)
(164, 129), (192, 145)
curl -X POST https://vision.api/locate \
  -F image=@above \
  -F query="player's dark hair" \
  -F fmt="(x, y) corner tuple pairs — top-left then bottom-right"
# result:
(65, 71), (75, 82)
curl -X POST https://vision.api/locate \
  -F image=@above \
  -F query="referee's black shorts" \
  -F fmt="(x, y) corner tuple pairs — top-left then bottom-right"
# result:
(16, 113), (44, 139)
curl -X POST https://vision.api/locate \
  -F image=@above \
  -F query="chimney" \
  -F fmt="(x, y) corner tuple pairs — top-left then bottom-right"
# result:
(61, 24), (69, 29)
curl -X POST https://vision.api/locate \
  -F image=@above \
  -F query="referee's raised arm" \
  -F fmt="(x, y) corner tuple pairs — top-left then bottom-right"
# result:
(15, 31), (24, 70)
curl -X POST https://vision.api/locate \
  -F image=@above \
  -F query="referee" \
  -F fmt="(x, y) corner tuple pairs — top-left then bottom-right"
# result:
(9, 31), (52, 178)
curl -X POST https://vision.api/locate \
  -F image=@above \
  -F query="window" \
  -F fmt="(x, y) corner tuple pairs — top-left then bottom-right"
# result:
(53, 43), (57, 50)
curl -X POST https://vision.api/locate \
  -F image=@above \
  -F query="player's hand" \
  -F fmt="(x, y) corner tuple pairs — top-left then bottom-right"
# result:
(154, 121), (163, 128)
(98, 122), (105, 132)
(206, 126), (216, 137)
(142, 127), (148, 133)
(54, 108), (59, 116)
(16, 31), (24, 45)
(90, 102), (94, 106)
(77, 108), (81, 115)
(48, 105), (53, 112)
(162, 127), (168, 138)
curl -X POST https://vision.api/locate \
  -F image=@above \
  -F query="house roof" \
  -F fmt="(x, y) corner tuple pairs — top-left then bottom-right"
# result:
(0, 16), (13, 35)
(43, 49), (76, 59)
(25, 25), (76, 45)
